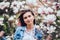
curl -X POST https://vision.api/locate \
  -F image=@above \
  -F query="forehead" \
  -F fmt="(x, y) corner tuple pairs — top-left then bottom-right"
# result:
(23, 12), (32, 17)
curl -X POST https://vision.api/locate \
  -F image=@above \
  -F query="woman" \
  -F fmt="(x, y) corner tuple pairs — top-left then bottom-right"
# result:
(14, 10), (43, 40)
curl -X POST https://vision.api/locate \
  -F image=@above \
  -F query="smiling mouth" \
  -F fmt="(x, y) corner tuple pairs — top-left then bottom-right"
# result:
(27, 20), (30, 23)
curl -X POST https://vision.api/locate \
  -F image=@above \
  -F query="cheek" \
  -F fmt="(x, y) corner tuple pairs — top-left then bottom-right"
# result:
(24, 19), (27, 23)
(23, 16), (34, 24)
(31, 16), (34, 21)
(29, 17), (34, 23)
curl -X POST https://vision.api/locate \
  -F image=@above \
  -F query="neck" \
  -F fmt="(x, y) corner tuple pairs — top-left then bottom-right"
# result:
(26, 23), (34, 31)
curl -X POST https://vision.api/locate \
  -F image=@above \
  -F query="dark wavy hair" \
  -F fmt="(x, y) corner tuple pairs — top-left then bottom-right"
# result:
(19, 9), (35, 26)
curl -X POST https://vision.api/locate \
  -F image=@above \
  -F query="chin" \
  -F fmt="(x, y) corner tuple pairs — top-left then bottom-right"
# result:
(27, 23), (31, 25)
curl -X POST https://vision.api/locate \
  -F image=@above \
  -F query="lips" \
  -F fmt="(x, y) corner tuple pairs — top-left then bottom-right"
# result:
(27, 20), (30, 23)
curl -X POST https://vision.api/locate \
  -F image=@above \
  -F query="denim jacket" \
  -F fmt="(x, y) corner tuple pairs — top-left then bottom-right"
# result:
(14, 25), (43, 40)
(0, 37), (6, 40)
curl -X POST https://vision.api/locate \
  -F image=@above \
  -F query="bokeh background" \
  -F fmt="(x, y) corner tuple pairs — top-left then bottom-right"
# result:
(0, 0), (60, 40)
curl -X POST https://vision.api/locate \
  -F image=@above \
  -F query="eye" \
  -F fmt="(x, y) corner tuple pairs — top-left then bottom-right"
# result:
(28, 15), (31, 17)
(24, 17), (27, 19)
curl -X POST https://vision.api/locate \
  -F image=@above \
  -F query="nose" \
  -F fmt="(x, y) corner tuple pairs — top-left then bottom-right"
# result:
(27, 17), (30, 20)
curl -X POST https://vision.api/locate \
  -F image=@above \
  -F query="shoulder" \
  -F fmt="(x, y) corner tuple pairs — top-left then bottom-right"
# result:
(35, 25), (41, 30)
(14, 26), (26, 35)
(35, 25), (43, 34)
(35, 25), (43, 39)
(14, 26), (26, 39)
(16, 26), (26, 31)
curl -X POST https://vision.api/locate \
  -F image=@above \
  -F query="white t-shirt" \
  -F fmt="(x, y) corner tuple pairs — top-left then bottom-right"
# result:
(22, 26), (37, 40)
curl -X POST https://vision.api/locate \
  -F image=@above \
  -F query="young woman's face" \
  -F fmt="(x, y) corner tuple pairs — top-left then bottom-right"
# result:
(23, 12), (34, 25)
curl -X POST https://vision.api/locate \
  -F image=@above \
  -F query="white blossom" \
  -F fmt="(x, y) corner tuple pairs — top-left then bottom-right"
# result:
(43, 7), (49, 14)
(0, 2), (10, 9)
(0, 2), (6, 9)
(8, 16), (14, 21)
(26, 0), (38, 6)
(43, 14), (56, 23)
(13, 7), (19, 14)
(5, 2), (10, 7)
(47, 25), (56, 33)
(22, 1), (26, 5)
(52, 2), (57, 6)
(52, 6), (56, 10)
(38, 7), (43, 14)
(47, 1), (51, 4)
(43, 15), (47, 22)
(46, 7), (53, 13)
(38, 7), (53, 14)
(57, 10), (60, 16)
(0, 18), (4, 25)
(11, 1), (20, 9)
(10, 1), (21, 14)
(38, 7), (45, 14)
(46, 14), (56, 22)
